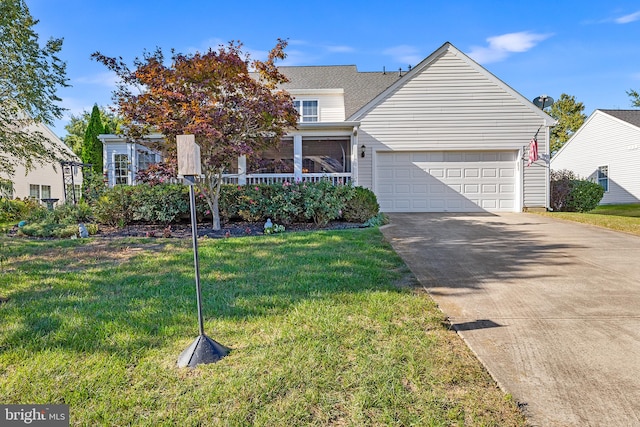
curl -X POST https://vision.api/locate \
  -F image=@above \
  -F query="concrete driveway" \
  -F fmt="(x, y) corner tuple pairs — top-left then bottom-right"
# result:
(380, 213), (640, 426)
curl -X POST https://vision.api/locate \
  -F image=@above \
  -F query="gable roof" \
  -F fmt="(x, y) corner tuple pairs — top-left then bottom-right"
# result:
(599, 109), (640, 128)
(275, 65), (400, 118)
(348, 42), (556, 126)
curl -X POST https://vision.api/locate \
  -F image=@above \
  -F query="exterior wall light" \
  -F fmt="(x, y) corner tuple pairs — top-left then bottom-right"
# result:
(360, 145), (366, 158)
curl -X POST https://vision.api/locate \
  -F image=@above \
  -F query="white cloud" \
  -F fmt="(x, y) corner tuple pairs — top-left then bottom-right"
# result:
(75, 72), (119, 89)
(326, 45), (355, 53)
(615, 11), (640, 24)
(382, 45), (422, 66)
(468, 31), (553, 64)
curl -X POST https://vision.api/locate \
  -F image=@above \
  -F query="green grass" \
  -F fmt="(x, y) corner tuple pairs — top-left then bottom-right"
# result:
(537, 203), (640, 235)
(0, 230), (525, 426)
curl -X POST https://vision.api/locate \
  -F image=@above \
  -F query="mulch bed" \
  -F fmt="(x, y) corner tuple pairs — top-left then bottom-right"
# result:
(74, 221), (364, 239)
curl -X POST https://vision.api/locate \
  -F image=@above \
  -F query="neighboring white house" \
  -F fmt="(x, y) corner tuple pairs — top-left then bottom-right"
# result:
(100, 41), (555, 213)
(550, 109), (640, 205)
(4, 121), (82, 205)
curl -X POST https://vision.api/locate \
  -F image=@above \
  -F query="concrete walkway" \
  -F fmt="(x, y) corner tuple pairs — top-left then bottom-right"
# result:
(380, 213), (640, 427)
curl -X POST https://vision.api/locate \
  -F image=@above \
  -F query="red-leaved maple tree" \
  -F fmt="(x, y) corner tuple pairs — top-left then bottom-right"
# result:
(92, 40), (298, 230)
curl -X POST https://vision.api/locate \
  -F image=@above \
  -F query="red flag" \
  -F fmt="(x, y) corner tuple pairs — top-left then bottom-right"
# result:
(527, 137), (538, 167)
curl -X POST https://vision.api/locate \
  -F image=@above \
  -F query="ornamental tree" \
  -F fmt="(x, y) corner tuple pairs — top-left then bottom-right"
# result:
(92, 40), (298, 230)
(0, 0), (69, 177)
(82, 104), (104, 175)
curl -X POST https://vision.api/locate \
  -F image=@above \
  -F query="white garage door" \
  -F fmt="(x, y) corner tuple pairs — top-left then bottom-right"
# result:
(376, 151), (518, 212)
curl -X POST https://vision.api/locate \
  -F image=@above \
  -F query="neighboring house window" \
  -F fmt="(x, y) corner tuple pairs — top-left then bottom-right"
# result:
(137, 151), (155, 171)
(597, 166), (609, 192)
(29, 184), (40, 199)
(74, 185), (82, 201)
(114, 154), (129, 185)
(293, 100), (318, 122)
(41, 185), (51, 199)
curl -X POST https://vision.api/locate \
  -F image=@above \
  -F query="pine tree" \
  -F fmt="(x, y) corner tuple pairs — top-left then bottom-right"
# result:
(82, 104), (104, 174)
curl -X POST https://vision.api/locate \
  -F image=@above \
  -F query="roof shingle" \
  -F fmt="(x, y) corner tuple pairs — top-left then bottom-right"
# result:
(600, 109), (640, 128)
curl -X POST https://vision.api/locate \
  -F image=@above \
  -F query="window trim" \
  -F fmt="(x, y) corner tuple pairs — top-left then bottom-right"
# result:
(293, 99), (319, 122)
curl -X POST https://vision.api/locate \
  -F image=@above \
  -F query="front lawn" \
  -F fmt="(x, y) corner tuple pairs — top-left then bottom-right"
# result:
(0, 230), (525, 426)
(536, 203), (640, 236)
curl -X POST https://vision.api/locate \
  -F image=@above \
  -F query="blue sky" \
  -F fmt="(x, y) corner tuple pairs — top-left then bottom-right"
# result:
(27, 0), (640, 137)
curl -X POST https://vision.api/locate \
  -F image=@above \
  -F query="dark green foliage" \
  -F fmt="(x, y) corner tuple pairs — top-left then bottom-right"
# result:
(18, 202), (97, 238)
(342, 186), (380, 223)
(132, 184), (189, 224)
(92, 181), (357, 228)
(566, 180), (605, 213)
(0, 197), (44, 222)
(82, 105), (104, 175)
(93, 185), (137, 227)
(551, 169), (604, 212)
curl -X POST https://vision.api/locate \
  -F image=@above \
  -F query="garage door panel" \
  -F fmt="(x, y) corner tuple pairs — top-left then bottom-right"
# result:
(376, 151), (517, 213)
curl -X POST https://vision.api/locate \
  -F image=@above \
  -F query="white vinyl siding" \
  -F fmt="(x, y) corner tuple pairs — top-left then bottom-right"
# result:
(290, 89), (345, 122)
(355, 49), (548, 210)
(551, 111), (640, 205)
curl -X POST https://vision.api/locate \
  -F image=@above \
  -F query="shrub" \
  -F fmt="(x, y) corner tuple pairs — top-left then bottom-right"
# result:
(0, 198), (45, 222)
(300, 180), (355, 226)
(550, 170), (576, 212)
(566, 180), (605, 212)
(93, 185), (137, 227)
(342, 186), (380, 222)
(52, 201), (93, 223)
(550, 169), (604, 212)
(132, 184), (189, 224)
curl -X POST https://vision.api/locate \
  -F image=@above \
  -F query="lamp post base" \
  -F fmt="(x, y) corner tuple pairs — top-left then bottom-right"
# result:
(177, 334), (230, 368)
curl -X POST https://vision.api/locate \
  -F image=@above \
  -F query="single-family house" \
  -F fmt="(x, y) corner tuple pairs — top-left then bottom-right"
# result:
(3, 121), (82, 205)
(550, 109), (640, 205)
(100, 41), (555, 212)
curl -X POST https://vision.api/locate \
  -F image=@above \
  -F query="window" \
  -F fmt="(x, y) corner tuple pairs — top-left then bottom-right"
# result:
(137, 151), (155, 171)
(597, 166), (609, 192)
(29, 184), (40, 199)
(249, 139), (294, 173)
(114, 154), (129, 185)
(293, 100), (318, 122)
(41, 185), (51, 199)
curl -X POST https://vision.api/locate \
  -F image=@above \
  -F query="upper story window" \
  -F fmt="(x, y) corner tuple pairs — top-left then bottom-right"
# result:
(293, 100), (318, 122)
(597, 166), (609, 192)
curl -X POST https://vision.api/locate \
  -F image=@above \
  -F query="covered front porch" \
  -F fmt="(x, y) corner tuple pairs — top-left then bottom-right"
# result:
(223, 122), (360, 186)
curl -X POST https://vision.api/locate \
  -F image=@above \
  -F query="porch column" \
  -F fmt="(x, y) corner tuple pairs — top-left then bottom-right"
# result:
(238, 155), (247, 185)
(293, 134), (303, 182)
(351, 126), (359, 186)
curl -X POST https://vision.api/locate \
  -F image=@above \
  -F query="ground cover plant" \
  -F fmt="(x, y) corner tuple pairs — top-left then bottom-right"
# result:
(536, 203), (640, 236)
(0, 229), (525, 426)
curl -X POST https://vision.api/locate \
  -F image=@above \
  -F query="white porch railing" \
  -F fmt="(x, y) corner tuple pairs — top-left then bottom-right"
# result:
(222, 173), (352, 186)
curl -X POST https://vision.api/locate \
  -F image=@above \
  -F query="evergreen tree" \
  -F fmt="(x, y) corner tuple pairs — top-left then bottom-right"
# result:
(82, 104), (104, 174)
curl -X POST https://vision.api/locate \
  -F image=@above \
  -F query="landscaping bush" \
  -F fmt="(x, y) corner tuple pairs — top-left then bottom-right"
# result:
(93, 185), (137, 227)
(18, 202), (99, 238)
(342, 186), (380, 222)
(0, 198), (44, 223)
(566, 180), (605, 212)
(551, 169), (605, 212)
(300, 180), (355, 226)
(132, 184), (189, 224)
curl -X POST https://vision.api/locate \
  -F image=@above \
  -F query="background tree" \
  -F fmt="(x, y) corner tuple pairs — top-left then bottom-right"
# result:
(627, 89), (640, 107)
(81, 104), (104, 175)
(63, 106), (122, 156)
(93, 40), (298, 230)
(0, 0), (69, 177)
(548, 93), (586, 155)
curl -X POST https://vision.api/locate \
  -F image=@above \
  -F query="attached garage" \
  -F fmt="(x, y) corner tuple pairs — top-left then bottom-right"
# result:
(376, 151), (518, 212)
